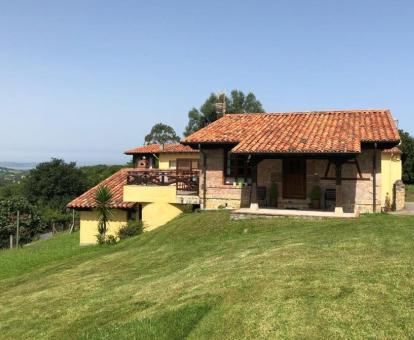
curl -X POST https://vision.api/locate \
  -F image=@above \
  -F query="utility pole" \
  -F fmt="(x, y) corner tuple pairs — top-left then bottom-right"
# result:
(16, 210), (20, 248)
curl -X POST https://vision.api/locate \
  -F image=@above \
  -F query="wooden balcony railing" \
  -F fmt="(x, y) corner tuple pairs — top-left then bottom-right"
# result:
(126, 169), (199, 194)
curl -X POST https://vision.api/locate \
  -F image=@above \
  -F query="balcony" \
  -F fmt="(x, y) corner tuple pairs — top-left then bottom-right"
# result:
(123, 169), (200, 204)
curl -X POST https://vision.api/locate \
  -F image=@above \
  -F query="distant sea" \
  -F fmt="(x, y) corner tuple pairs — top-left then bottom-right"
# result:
(0, 162), (37, 171)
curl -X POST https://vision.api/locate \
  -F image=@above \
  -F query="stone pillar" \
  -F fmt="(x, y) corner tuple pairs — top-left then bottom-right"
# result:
(393, 180), (405, 211)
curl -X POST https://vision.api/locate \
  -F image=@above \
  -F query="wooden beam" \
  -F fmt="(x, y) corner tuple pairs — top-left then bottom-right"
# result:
(249, 158), (259, 209)
(346, 158), (363, 179)
(324, 160), (332, 178)
(321, 177), (370, 181)
(335, 161), (344, 214)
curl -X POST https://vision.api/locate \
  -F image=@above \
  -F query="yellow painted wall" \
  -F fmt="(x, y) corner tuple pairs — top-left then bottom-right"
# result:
(78, 204), (182, 244)
(124, 185), (177, 203)
(79, 209), (128, 245)
(381, 151), (402, 205)
(142, 202), (183, 231)
(158, 153), (199, 170)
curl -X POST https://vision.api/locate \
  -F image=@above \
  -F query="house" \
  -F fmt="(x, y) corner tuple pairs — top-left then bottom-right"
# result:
(182, 109), (404, 215)
(68, 109), (404, 245)
(67, 143), (199, 245)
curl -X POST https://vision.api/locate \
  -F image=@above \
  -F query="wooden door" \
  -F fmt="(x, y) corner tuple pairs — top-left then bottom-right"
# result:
(283, 159), (307, 199)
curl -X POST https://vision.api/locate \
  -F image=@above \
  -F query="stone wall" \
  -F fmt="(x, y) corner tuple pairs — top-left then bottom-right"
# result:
(393, 180), (405, 211)
(313, 149), (381, 213)
(200, 148), (250, 209)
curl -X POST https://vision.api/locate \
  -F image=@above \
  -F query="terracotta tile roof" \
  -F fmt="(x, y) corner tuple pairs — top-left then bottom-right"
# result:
(183, 109), (400, 154)
(67, 168), (135, 209)
(124, 143), (198, 155)
(383, 146), (402, 154)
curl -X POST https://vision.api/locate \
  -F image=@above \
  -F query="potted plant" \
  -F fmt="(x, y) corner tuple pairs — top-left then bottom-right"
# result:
(383, 192), (392, 212)
(309, 185), (322, 209)
(270, 182), (279, 207)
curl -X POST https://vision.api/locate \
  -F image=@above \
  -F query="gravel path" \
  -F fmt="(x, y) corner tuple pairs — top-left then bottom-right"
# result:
(390, 202), (414, 215)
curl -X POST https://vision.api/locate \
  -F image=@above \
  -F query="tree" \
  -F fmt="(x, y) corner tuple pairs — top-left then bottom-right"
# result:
(399, 129), (414, 184)
(81, 165), (124, 188)
(144, 123), (180, 145)
(0, 197), (44, 248)
(94, 185), (113, 244)
(0, 182), (23, 200)
(184, 90), (265, 136)
(23, 158), (87, 211)
(226, 90), (264, 114)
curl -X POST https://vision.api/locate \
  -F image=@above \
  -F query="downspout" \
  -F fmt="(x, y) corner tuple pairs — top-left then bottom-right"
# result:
(373, 143), (377, 212)
(199, 144), (207, 209)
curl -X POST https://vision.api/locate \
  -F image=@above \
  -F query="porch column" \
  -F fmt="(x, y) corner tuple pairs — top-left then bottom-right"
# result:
(334, 160), (343, 215)
(250, 159), (259, 210)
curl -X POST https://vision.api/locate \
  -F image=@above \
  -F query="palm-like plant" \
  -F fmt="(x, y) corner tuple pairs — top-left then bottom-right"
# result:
(94, 185), (113, 243)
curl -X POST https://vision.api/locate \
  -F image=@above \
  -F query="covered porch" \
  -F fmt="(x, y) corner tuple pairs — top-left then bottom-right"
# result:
(226, 150), (379, 217)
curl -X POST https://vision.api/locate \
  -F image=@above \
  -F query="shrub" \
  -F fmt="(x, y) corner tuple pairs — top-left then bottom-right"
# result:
(118, 221), (144, 240)
(0, 197), (45, 248)
(96, 234), (118, 245)
(105, 235), (117, 245)
(309, 185), (322, 201)
(384, 192), (392, 212)
(182, 204), (194, 214)
(96, 234), (106, 245)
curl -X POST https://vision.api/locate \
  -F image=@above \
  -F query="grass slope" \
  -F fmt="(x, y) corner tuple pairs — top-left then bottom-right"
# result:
(0, 212), (414, 339)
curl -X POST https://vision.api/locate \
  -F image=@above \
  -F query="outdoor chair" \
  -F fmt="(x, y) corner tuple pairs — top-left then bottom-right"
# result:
(257, 186), (267, 208)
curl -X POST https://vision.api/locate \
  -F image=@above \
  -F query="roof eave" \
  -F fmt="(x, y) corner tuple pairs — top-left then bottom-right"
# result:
(361, 140), (400, 148)
(230, 151), (360, 157)
(181, 141), (240, 146)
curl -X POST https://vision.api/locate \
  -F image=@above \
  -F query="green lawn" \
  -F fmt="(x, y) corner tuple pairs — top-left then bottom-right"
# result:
(406, 184), (414, 202)
(0, 212), (413, 339)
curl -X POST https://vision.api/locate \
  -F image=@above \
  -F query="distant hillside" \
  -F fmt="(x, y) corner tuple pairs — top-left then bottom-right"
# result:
(0, 167), (28, 185)
(0, 162), (36, 170)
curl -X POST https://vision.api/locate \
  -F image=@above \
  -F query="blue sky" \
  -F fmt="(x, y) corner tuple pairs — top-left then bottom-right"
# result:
(0, 0), (413, 165)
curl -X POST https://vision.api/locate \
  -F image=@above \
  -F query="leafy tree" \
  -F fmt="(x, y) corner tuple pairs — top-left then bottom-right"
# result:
(0, 182), (23, 200)
(23, 158), (87, 210)
(399, 129), (414, 184)
(144, 123), (180, 145)
(36, 205), (72, 227)
(81, 165), (124, 188)
(226, 90), (264, 114)
(94, 185), (113, 244)
(0, 197), (44, 248)
(184, 90), (265, 136)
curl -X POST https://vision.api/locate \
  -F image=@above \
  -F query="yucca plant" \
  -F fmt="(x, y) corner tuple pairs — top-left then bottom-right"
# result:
(94, 185), (113, 244)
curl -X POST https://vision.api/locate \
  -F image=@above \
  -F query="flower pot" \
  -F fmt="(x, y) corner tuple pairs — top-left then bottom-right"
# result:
(310, 199), (321, 209)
